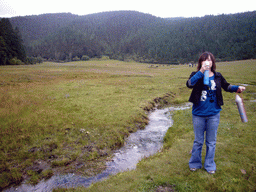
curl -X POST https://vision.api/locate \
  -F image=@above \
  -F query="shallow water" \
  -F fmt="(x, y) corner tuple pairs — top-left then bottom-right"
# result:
(5, 104), (191, 192)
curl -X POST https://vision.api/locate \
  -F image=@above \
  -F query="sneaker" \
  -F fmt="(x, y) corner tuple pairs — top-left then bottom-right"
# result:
(190, 168), (197, 171)
(207, 170), (215, 174)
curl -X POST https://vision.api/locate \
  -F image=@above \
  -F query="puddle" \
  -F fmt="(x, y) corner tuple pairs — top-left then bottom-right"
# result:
(5, 103), (192, 192)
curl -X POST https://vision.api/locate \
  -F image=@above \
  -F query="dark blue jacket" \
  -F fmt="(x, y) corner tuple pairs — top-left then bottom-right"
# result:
(186, 71), (238, 106)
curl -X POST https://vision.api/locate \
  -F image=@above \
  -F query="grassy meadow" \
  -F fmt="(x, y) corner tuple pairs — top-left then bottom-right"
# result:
(0, 59), (255, 191)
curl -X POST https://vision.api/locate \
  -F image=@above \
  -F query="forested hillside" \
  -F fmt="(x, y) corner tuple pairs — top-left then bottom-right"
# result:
(8, 11), (256, 64)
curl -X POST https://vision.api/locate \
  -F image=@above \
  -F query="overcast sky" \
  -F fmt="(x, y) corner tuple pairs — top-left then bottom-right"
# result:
(0, 0), (255, 18)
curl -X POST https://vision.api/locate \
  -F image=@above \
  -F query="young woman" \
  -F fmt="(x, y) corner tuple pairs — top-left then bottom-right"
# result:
(186, 52), (245, 174)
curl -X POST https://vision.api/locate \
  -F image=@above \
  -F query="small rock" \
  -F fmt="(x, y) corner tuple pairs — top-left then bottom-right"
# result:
(28, 147), (39, 153)
(80, 128), (85, 133)
(241, 169), (246, 174)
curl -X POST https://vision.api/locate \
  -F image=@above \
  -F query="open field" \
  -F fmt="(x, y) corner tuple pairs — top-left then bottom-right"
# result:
(0, 59), (255, 191)
(0, 60), (187, 189)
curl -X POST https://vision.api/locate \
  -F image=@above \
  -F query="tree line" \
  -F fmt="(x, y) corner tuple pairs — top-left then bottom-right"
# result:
(4, 11), (256, 65)
(148, 12), (256, 63)
(0, 18), (26, 65)
(0, 18), (44, 65)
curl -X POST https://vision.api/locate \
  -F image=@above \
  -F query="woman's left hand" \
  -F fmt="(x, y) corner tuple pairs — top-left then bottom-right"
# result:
(237, 86), (246, 93)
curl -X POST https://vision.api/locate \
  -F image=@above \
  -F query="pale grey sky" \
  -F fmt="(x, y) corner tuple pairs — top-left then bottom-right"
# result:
(0, 0), (255, 18)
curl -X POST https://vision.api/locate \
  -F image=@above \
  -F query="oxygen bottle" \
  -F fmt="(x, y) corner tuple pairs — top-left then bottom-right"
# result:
(235, 94), (248, 122)
(204, 61), (210, 86)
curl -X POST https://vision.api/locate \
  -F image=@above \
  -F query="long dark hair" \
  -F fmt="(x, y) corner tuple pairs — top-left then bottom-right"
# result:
(197, 52), (216, 72)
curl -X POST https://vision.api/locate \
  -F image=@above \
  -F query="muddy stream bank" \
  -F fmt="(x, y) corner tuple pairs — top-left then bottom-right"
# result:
(5, 103), (191, 192)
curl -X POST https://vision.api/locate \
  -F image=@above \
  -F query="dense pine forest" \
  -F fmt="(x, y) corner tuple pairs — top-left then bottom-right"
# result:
(0, 18), (26, 65)
(1, 11), (256, 65)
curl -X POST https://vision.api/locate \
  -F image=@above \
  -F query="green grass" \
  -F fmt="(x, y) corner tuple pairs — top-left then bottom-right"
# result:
(60, 59), (255, 192)
(0, 59), (255, 191)
(0, 60), (186, 189)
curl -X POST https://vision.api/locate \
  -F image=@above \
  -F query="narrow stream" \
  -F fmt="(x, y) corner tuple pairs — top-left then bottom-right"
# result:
(5, 103), (191, 192)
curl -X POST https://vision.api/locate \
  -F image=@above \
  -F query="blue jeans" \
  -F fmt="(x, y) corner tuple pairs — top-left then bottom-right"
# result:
(189, 113), (220, 172)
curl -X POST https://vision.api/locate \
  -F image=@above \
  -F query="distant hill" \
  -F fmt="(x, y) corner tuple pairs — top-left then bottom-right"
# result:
(9, 13), (79, 45)
(9, 11), (256, 63)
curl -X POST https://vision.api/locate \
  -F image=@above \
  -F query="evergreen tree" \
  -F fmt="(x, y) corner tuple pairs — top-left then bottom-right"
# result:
(0, 36), (7, 65)
(13, 27), (26, 62)
(0, 18), (26, 65)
